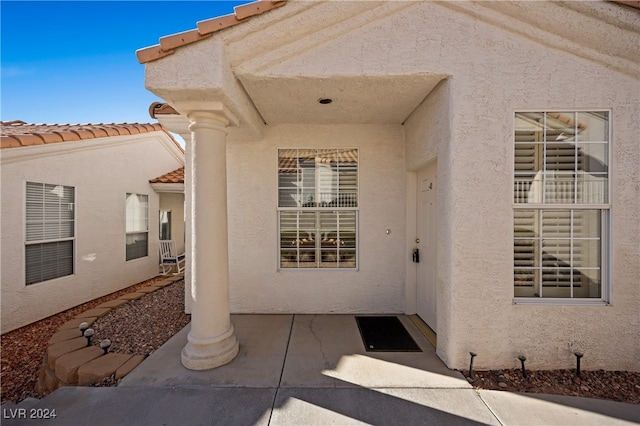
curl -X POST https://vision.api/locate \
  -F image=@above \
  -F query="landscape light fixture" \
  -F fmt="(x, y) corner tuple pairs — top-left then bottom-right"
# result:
(100, 339), (112, 355)
(83, 328), (94, 347)
(79, 322), (89, 336)
(518, 355), (527, 378)
(574, 351), (584, 377)
(467, 351), (477, 379)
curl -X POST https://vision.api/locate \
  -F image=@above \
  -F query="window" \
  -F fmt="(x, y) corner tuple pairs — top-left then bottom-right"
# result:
(513, 111), (609, 300)
(278, 148), (358, 269)
(159, 210), (171, 241)
(25, 182), (75, 284)
(126, 193), (148, 260)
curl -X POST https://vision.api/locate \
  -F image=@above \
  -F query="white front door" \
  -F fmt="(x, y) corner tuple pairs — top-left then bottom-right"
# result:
(416, 161), (437, 332)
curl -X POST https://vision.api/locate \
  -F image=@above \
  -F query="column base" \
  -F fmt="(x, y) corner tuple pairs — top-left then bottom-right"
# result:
(181, 325), (239, 371)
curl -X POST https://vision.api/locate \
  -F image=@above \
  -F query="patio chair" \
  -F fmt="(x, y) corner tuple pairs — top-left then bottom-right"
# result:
(159, 240), (185, 275)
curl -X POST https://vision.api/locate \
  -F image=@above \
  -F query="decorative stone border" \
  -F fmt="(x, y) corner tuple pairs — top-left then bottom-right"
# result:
(36, 275), (184, 395)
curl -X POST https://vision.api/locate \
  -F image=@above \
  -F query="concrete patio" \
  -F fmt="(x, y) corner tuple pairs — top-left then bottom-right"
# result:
(3, 314), (638, 425)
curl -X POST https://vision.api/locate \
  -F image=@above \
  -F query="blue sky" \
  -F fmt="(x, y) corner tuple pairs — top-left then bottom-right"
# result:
(1, 1), (249, 125)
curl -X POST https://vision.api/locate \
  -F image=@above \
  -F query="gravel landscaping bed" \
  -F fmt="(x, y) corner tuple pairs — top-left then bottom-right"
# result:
(0, 277), (188, 404)
(90, 280), (190, 356)
(468, 369), (640, 404)
(2, 279), (638, 405)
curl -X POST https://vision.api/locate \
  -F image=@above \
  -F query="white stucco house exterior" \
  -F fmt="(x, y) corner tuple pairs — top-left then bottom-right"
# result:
(0, 121), (185, 333)
(137, 0), (639, 372)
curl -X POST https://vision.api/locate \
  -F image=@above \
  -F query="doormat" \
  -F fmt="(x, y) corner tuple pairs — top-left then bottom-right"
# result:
(355, 316), (422, 352)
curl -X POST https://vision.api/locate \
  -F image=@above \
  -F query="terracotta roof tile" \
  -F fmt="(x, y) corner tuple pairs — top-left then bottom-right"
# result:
(160, 29), (212, 52)
(137, 0), (286, 64)
(53, 130), (82, 141)
(149, 102), (179, 118)
(150, 167), (184, 184)
(0, 120), (178, 150)
(197, 13), (249, 34)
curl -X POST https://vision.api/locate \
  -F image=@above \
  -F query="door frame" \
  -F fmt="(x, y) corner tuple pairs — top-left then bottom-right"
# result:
(416, 161), (437, 332)
(405, 159), (438, 330)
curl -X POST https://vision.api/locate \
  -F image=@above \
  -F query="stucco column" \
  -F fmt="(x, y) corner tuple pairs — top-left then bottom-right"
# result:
(181, 110), (239, 370)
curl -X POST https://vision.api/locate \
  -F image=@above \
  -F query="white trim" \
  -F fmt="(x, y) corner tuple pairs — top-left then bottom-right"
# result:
(23, 181), (76, 285)
(512, 109), (611, 303)
(276, 147), (359, 271)
(150, 182), (185, 193)
(513, 298), (610, 306)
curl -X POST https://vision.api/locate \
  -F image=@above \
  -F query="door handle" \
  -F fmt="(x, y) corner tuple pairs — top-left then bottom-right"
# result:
(412, 248), (420, 263)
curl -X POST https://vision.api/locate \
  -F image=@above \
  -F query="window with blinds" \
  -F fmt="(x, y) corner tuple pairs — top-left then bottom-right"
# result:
(25, 182), (75, 285)
(278, 148), (358, 269)
(126, 193), (149, 261)
(513, 112), (609, 300)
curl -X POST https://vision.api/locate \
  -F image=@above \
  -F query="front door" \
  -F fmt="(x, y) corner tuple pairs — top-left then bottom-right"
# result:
(416, 161), (437, 332)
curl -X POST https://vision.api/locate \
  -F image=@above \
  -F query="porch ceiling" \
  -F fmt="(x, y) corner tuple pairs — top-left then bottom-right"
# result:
(237, 73), (447, 125)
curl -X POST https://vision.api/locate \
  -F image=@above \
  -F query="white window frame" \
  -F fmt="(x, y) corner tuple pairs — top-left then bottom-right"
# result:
(126, 193), (149, 261)
(513, 110), (611, 305)
(277, 148), (359, 270)
(25, 181), (75, 285)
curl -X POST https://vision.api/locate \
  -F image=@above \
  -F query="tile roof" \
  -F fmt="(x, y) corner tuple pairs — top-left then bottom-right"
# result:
(136, 0), (287, 64)
(1, 120), (181, 150)
(150, 167), (185, 184)
(136, 0), (637, 65)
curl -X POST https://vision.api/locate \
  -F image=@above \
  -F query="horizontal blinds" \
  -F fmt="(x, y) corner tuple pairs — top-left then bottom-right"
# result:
(514, 112), (607, 298)
(514, 113), (609, 205)
(278, 148), (358, 269)
(25, 239), (74, 284)
(279, 211), (357, 269)
(26, 182), (74, 242)
(126, 232), (149, 261)
(25, 182), (75, 285)
(278, 148), (358, 208)
(514, 208), (601, 296)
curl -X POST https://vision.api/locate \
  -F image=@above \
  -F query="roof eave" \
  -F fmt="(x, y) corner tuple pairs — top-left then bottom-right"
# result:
(151, 182), (185, 193)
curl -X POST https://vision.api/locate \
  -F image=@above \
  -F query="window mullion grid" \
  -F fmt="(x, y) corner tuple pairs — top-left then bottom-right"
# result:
(296, 211), (301, 268)
(538, 209), (543, 298)
(570, 209), (574, 298)
(573, 112), (579, 205)
(542, 113), (548, 204)
(336, 211), (341, 268)
(314, 211), (320, 268)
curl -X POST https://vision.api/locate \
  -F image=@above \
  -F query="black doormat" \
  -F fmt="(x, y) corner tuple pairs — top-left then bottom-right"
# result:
(355, 316), (422, 352)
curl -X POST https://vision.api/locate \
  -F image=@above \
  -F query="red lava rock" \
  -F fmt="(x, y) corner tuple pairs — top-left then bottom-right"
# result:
(467, 368), (640, 404)
(1, 277), (183, 404)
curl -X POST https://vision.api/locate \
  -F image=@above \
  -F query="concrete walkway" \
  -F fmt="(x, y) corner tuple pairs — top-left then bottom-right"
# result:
(3, 315), (638, 425)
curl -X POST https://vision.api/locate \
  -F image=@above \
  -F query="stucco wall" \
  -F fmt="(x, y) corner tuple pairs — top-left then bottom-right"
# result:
(379, 2), (638, 371)
(145, 0), (638, 371)
(256, 2), (639, 370)
(224, 124), (407, 314)
(1, 133), (184, 333)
